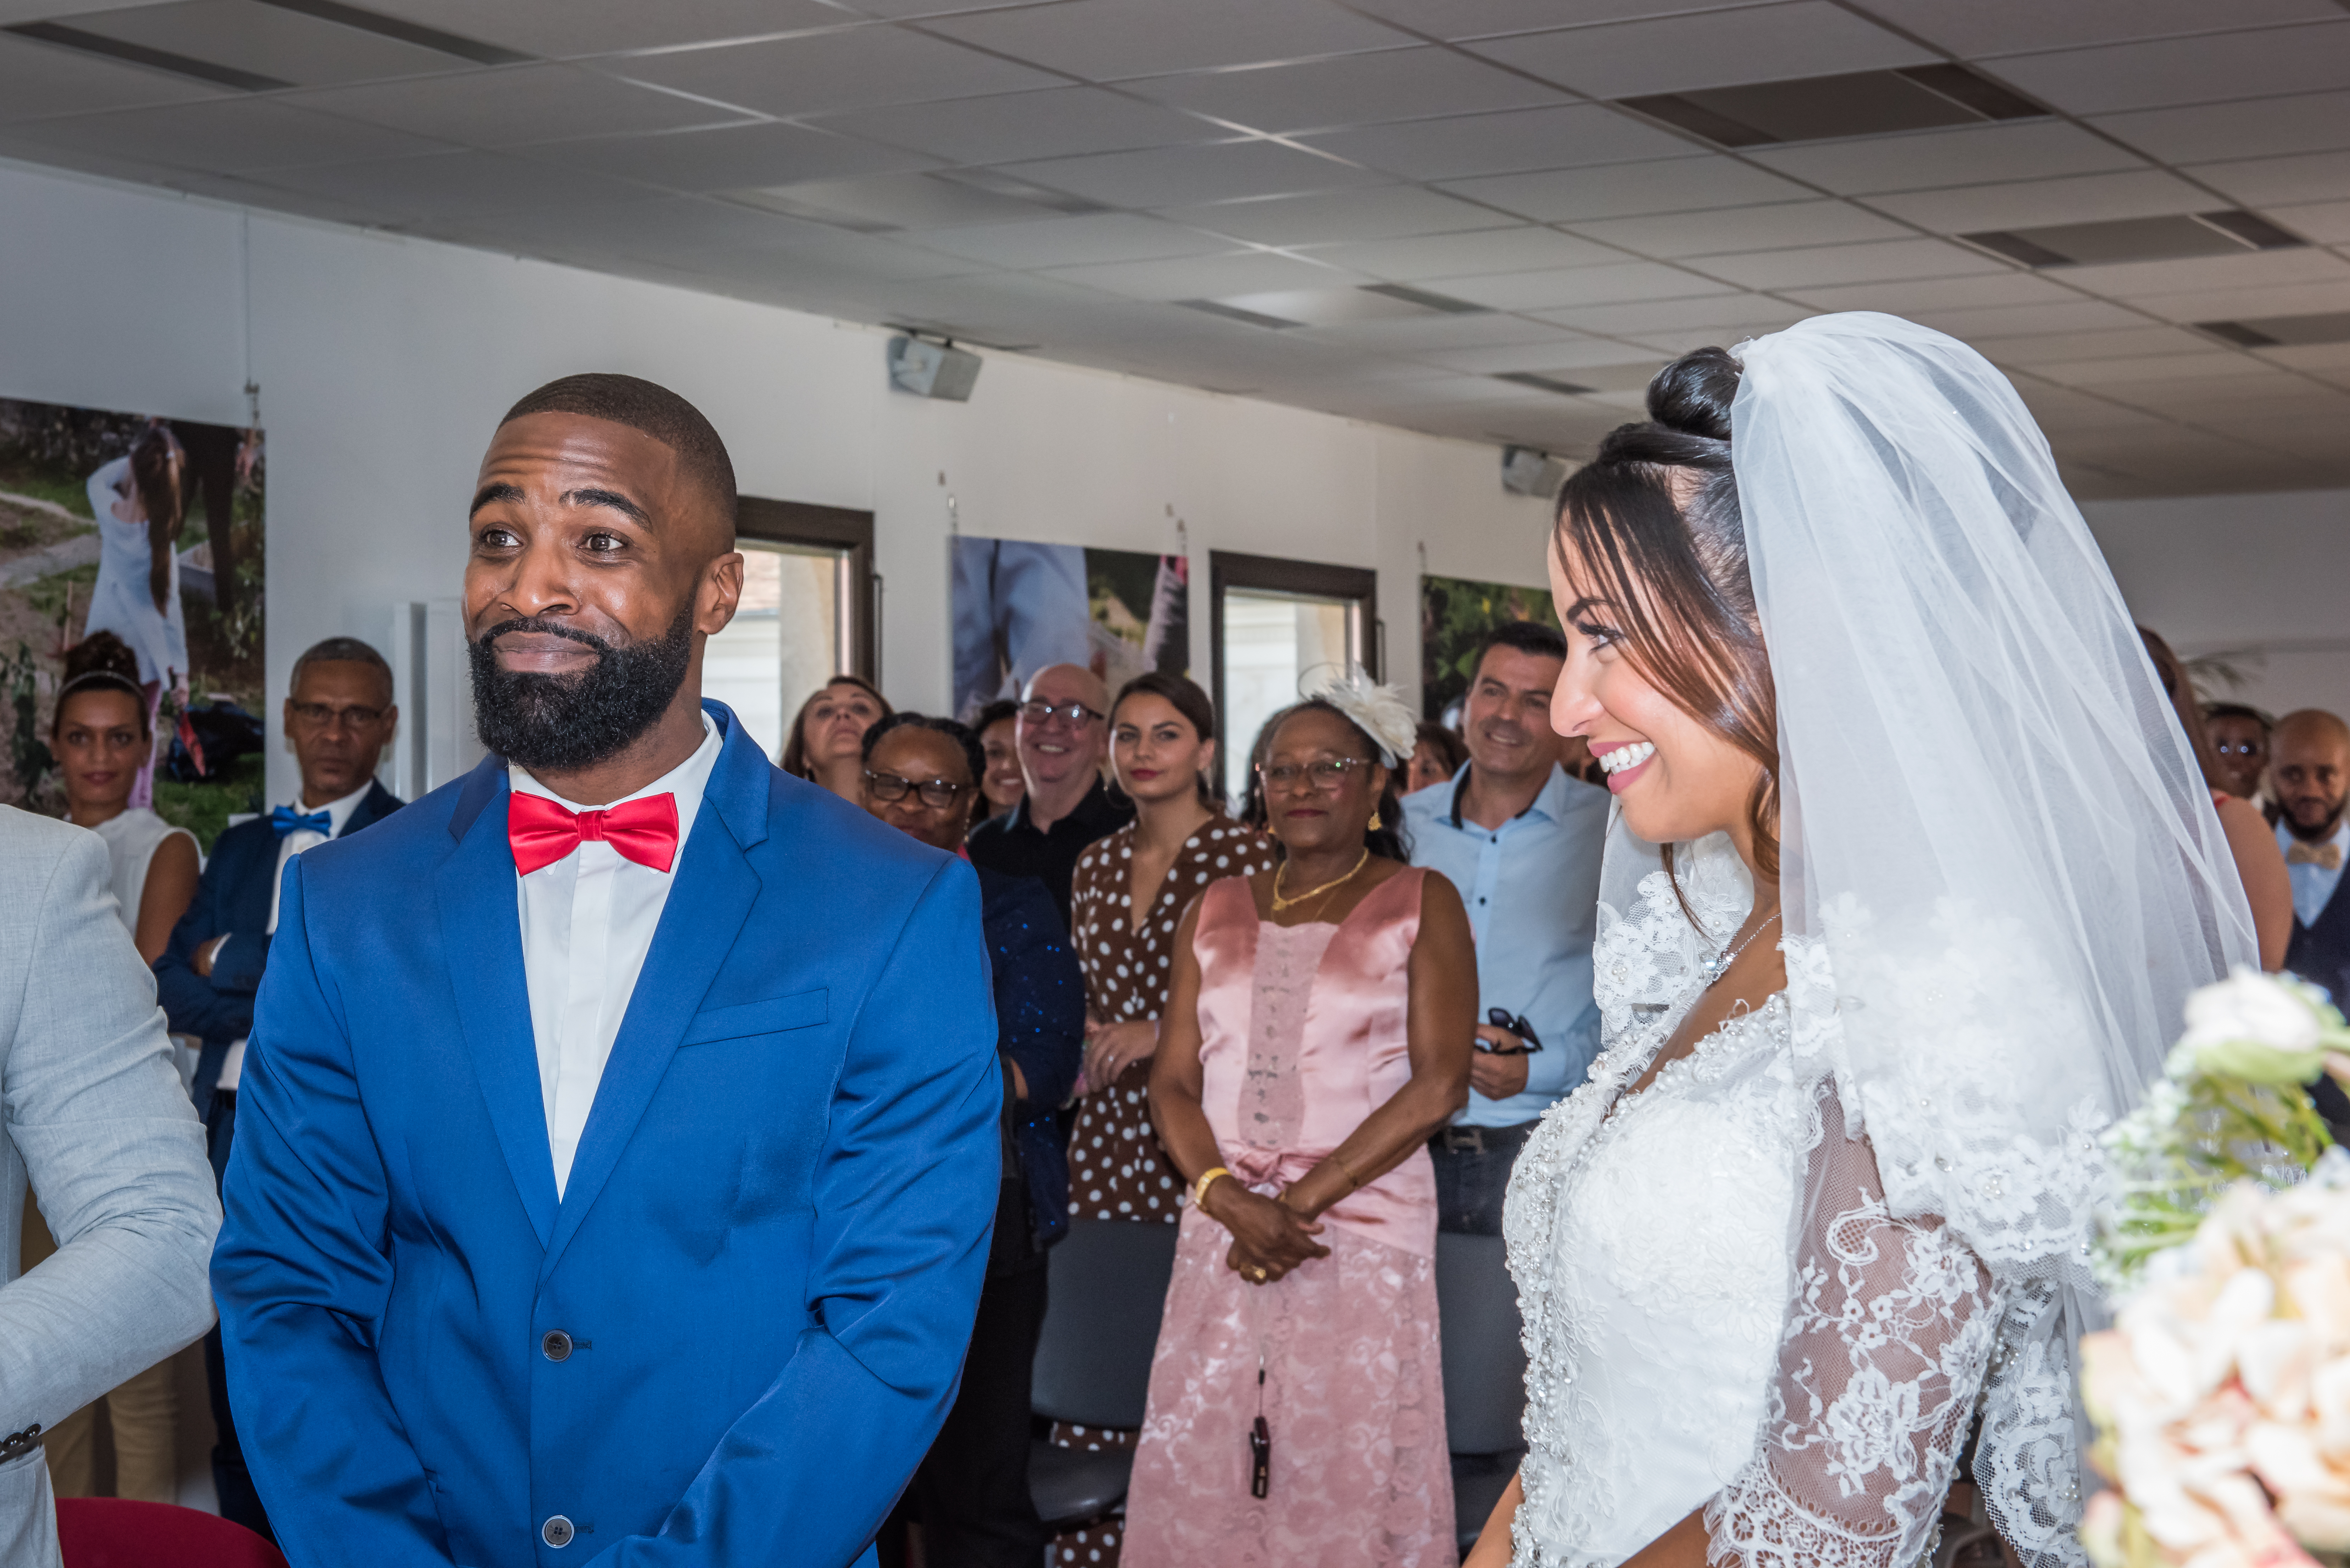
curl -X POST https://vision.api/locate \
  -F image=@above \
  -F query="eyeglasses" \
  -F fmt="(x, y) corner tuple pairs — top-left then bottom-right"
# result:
(1018, 699), (1103, 730)
(1257, 757), (1374, 793)
(865, 771), (972, 809)
(1478, 1008), (1545, 1056)
(289, 702), (386, 732)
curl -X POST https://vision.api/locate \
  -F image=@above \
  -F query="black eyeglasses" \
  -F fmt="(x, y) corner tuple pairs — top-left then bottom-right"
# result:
(1018, 699), (1103, 729)
(1478, 1008), (1544, 1056)
(865, 771), (972, 808)
(1258, 757), (1374, 793)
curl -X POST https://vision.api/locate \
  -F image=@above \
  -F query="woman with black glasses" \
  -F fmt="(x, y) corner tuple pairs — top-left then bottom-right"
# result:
(1123, 681), (1476, 1568)
(862, 712), (1085, 1568)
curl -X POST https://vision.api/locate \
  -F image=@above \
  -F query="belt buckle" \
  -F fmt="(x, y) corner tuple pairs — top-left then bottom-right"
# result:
(1442, 1126), (1487, 1154)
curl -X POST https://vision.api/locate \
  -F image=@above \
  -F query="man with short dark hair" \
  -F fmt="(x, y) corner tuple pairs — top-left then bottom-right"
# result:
(212, 373), (1001, 1568)
(153, 634), (403, 1539)
(1401, 620), (1609, 1235)
(965, 661), (1132, 926)
(2277, 709), (2350, 1003)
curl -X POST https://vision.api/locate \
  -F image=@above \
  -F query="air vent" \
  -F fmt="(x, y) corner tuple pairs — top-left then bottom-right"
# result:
(2194, 312), (2350, 349)
(1176, 299), (1303, 330)
(1620, 64), (2042, 149)
(1357, 283), (1490, 315)
(253, 0), (529, 66)
(3, 20), (292, 89)
(1962, 211), (2308, 268)
(1495, 372), (1597, 396)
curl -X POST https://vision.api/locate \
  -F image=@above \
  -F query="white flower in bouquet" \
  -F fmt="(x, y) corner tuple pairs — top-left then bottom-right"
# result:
(2172, 968), (2350, 1087)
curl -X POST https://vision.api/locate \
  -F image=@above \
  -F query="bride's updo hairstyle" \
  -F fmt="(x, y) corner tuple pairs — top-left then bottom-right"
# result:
(1552, 346), (1779, 879)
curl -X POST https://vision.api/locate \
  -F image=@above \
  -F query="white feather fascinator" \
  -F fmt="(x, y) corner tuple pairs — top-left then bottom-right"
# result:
(1310, 667), (1417, 768)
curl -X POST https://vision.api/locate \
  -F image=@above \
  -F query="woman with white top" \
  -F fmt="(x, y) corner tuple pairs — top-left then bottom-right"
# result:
(22, 630), (201, 1502)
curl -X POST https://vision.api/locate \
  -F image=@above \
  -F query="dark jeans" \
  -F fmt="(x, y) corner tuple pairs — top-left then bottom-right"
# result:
(882, 1263), (1049, 1568)
(204, 1090), (274, 1544)
(1429, 1120), (1540, 1236)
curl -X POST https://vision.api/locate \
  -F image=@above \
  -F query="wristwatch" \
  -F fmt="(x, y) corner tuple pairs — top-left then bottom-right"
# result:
(0, 1425), (42, 1464)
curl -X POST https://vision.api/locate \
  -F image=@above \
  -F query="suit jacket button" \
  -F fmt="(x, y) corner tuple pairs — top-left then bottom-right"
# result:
(542, 1330), (572, 1362)
(542, 1515), (575, 1548)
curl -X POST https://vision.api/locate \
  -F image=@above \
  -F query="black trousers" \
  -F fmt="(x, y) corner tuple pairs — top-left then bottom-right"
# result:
(204, 1090), (274, 1544)
(882, 1263), (1049, 1568)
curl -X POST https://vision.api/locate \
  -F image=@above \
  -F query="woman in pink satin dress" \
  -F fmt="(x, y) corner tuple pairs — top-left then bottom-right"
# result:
(1126, 692), (1478, 1568)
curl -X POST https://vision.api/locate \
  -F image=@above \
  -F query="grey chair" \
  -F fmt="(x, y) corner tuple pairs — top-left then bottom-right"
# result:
(1027, 1219), (1181, 1531)
(1437, 1230), (1529, 1554)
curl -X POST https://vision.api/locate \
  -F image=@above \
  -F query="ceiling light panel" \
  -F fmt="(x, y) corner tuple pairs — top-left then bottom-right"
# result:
(1959, 211), (2307, 268)
(1465, 2), (1934, 100)
(1000, 141), (1389, 209)
(61, 0), (483, 88)
(1981, 21), (2350, 117)
(1442, 154), (1809, 223)
(3, 19), (290, 89)
(806, 86), (1224, 167)
(1160, 186), (1511, 246)
(923, 0), (1412, 82)
(612, 27), (1058, 118)
(1207, 287), (1449, 326)
(1121, 47), (1567, 134)
(253, 0), (528, 66)
(281, 64), (752, 146)
(0, 27), (225, 119)
(1300, 102), (1695, 182)
(1745, 118), (2144, 193)
(1620, 65), (2041, 149)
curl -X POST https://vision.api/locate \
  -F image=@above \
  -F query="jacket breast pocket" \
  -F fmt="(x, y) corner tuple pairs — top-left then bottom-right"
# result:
(681, 988), (829, 1047)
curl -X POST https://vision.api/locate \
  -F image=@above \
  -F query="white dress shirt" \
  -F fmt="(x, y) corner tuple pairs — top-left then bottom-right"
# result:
(513, 716), (720, 1198)
(217, 780), (376, 1092)
(2279, 814), (2350, 928)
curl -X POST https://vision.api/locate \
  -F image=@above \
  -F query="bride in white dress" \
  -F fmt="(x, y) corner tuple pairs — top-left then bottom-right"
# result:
(1467, 314), (2258, 1568)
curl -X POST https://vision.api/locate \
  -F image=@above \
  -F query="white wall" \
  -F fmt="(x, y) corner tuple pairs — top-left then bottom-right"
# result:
(0, 157), (1553, 804)
(2086, 487), (2350, 722)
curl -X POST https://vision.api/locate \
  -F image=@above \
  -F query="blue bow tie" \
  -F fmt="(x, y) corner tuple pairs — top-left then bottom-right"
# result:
(271, 805), (333, 839)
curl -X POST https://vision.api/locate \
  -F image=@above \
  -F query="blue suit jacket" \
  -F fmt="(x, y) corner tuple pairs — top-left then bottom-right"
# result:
(210, 703), (1002, 1568)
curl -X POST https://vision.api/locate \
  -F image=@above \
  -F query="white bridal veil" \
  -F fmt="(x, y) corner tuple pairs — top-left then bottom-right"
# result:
(1724, 312), (2259, 1560)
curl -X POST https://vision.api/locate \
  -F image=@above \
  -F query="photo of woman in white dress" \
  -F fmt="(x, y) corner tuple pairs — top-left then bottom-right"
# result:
(1468, 314), (2257, 1568)
(80, 420), (189, 808)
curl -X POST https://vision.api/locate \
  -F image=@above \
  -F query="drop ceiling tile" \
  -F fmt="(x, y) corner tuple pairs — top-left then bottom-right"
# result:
(1300, 103), (1697, 184)
(1744, 121), (2144, 196)
(7, 97), (450, 173)
(249, 149), (658, 221)
(2260, 341), (2350, 372)
(1466, 2), (1932, 98)
(522, 121), (936, 190)
(1969, 325), (2211, 364)
(1850, 0), (2339, 57)
(1897, 299), (2150, 338)
(0, 28), (226, 122)
(1565, 199), (1908, 258)
(1422, 259), (1736, 310)
(2123, 276), (2350, 325)
(1298, 226), (1622, 279)
(2188, 151), (2350, 211)
(280, 65), (752, 148)
(1161, 186), (1509, 246)
(1442, 156), (1809, 223)
(1527, 291), (1810, 333)
(1981, 22), (2350, 116)
(353, 0), (854, 58)
(924, 0), (1413, 81)
(2052, 246), (2350, 302)
(1411, 338), (1660, 375)
(1288, 311), (1572, 350)
(1036, 249), (1359, 300)
(2090, 92), (2350, 167)
(1338, 0), (1763, 42)
(1693, 236), (2005, 289)
(2009, 383), (2171, 431)
(2269, 201), (2350, 244)
(911, 212), (1226, 267)
(2028, 350), (2277, 387)
(806, 86), (1222, 166)
(66, 0), (476, 88)
(752, 229), (997, 283)
(1780, 271), (2085, 311)
(0, 130), (196, 190)
(1001, 141), (1388, 208)
(1868, 169), (2211, 234)
(1121, 46), (1567, 134)
(612, 27), (1060, 118)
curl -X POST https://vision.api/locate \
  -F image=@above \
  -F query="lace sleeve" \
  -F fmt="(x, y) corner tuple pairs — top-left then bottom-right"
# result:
(1706, 1080), (2001, 1568)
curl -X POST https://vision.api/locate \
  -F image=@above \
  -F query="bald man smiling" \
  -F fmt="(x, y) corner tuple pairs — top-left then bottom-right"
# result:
(212, 375), (1001, 1568)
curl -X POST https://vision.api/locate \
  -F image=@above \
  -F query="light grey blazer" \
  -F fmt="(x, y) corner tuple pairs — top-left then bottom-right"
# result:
(0, 807), (220, 1561)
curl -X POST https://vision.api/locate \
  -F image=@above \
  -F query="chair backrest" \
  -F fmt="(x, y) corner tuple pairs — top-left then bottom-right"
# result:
(1436, 1230), (1528, 1455)
(1031, 1217), (1180, 1428)
(56, 1498), (288, 1568)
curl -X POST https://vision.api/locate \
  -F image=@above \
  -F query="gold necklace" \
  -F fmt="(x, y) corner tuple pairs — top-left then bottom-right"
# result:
(1270, 848), (1369, 913)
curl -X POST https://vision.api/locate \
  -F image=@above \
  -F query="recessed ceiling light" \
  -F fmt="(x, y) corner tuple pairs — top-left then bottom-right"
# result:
(1177, 299), (1303, 329)
(1357, 283), (1489, 316)
(3, 19), (291, 90)
(1495, 372), (1596, 396)
(1620, 65), (2042, 150)
(251, 0), (530, 66)
(2194, 311), (2350, 348)
(1962, 210), (2307, 268)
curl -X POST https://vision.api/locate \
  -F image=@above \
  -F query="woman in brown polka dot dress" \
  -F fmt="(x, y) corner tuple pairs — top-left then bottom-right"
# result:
(1052, 672), (1275, 1567)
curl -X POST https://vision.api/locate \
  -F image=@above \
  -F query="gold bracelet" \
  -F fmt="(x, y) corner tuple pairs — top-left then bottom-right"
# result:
(1192, 1165), (1232, 1210)
(1330, 1151), (1363, 1192)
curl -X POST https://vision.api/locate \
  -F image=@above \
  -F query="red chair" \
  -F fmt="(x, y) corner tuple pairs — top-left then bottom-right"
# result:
(55, 1498), (287, 1568)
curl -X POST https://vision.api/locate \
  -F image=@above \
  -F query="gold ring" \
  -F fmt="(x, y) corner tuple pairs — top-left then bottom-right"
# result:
(1252, 1266), (1268, 1282)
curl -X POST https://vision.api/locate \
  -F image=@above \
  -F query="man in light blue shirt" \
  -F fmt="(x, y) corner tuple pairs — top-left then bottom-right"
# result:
(1403, 622), (1610, 1235)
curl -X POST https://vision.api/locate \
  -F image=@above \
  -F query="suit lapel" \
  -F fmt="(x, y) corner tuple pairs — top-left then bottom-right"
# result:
(539, 704), (772, 1277)
(436, 758), (559, 1247)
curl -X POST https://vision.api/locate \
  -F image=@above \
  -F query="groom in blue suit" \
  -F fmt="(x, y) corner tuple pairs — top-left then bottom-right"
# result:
(211, 374), (1002, 1567)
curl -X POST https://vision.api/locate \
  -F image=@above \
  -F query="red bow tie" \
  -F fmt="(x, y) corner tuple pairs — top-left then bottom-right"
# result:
(508, 791), (680, 876)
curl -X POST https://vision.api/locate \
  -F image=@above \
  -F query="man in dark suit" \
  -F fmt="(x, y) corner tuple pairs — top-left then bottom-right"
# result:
(153, 635), (402, 1537)
(210, 375), (999, 1568)
(2278, 709), (2350, 1001)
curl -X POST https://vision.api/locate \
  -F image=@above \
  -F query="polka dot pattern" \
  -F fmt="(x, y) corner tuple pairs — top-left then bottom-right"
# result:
(1065, 820), (1276, 1225)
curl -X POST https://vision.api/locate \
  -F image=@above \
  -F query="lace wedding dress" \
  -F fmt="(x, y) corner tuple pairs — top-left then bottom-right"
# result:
(1503, 844), (2085, 1568)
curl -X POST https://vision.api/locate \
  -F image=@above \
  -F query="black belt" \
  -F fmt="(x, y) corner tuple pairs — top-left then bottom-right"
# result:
(1432, 1120), (1539, 1155)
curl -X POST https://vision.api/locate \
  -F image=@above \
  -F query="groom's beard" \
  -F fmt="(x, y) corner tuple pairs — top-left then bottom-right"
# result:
(469, 606), (694, 774)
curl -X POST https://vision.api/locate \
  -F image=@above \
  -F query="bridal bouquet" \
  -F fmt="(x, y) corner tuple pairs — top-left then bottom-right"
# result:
(2081, 970), (2350, 1568)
